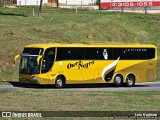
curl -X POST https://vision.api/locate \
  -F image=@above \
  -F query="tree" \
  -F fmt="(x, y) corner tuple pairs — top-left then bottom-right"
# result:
(38, 0), (43, 16)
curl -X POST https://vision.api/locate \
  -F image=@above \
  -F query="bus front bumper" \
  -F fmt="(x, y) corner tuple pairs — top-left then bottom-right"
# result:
(19, 77), (39, 84)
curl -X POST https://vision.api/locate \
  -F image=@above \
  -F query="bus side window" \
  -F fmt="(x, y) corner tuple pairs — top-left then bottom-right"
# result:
(139, 48), (147, 59)
(42, 48), (55, 73)
(112, 48), (125, 60)
(70, 48), (85, 60)
(147, 48), (155, 59)
(84, 48), (98, 60)
(44, 48), (55, 62)
(125, 48), (139, 60)
(56, 48), (71, 61)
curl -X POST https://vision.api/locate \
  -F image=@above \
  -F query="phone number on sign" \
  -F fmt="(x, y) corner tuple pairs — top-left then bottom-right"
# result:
(111, 2), (153, 7)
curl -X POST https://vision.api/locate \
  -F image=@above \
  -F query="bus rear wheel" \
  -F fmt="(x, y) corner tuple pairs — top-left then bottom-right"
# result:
(55, 76), (65, 89)
(114, 74), (123, 87)
(126, 75), (135, 87)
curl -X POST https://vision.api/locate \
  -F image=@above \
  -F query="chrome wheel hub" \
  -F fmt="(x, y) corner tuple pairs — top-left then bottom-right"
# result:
(128, 78), (133, 86)
(57, 79), (62, 87)
(115, 76), (121, 84)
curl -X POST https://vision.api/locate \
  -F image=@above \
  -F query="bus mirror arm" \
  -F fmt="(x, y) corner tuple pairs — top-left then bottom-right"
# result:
(37, 56), (42, 65)
(14, 54), (21, 64)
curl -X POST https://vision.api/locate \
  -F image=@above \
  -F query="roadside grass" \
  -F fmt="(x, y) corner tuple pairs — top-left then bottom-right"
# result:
(0, 7), (160, 81)
(157, 61), (160, 81)
(0, 89), (159, 111)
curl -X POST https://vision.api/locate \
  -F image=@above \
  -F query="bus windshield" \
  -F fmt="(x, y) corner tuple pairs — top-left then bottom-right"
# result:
(20, 56), (40, 74)
(19, 48), (44, 74)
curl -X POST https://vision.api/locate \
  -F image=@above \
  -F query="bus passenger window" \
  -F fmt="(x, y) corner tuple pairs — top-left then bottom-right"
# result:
(84, 48), (98, 60)
(125, 48), (138, 60)
(139, 48), (147, 59)
(42, 48), (55, 73)
(147, 48), (155, 59)
(56, 48), (71, 61)
(70, 48), (84, 60)
(112, 48), (125, 60)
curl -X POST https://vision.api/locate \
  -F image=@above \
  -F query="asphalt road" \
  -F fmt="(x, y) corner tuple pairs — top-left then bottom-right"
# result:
(0, 82), (160, 91)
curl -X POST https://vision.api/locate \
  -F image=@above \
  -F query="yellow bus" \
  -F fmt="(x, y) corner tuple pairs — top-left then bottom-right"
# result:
(14, 43), (157, 88)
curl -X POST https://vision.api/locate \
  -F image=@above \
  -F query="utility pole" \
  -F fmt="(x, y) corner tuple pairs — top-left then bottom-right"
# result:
(144, 7), (147, 14)
(57, 0), (59, 8)
(99, 0), (101, 10)
(38, 0), (43, 16)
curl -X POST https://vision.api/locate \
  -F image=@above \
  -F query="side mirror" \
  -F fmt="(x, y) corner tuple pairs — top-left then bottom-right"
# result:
(37, 56), (42, 65)
(14, 54), (21, 64)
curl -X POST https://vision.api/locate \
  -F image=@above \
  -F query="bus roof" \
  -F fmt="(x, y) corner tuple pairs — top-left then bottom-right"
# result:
(25, 43), (156, 49)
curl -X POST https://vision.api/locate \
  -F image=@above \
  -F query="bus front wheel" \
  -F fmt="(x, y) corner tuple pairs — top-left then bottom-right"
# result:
(55, 76), (65, 89)
(126, 75), (135, 87)
(114, 74), (123, 87)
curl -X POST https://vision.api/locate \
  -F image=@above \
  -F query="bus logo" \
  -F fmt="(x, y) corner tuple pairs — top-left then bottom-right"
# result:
(103, 49), (108, 60)
(67, 61), (95, 70)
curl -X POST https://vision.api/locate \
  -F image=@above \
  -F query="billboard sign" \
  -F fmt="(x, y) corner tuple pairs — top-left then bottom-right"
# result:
(17, 0), (47, 5)
(100, 0), (160, 9)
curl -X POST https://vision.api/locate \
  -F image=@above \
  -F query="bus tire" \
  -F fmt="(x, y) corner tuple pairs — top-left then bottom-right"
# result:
(114, 74), (123, 87)
(55, 76), (65, 89)
(126, 74), (135, 87)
